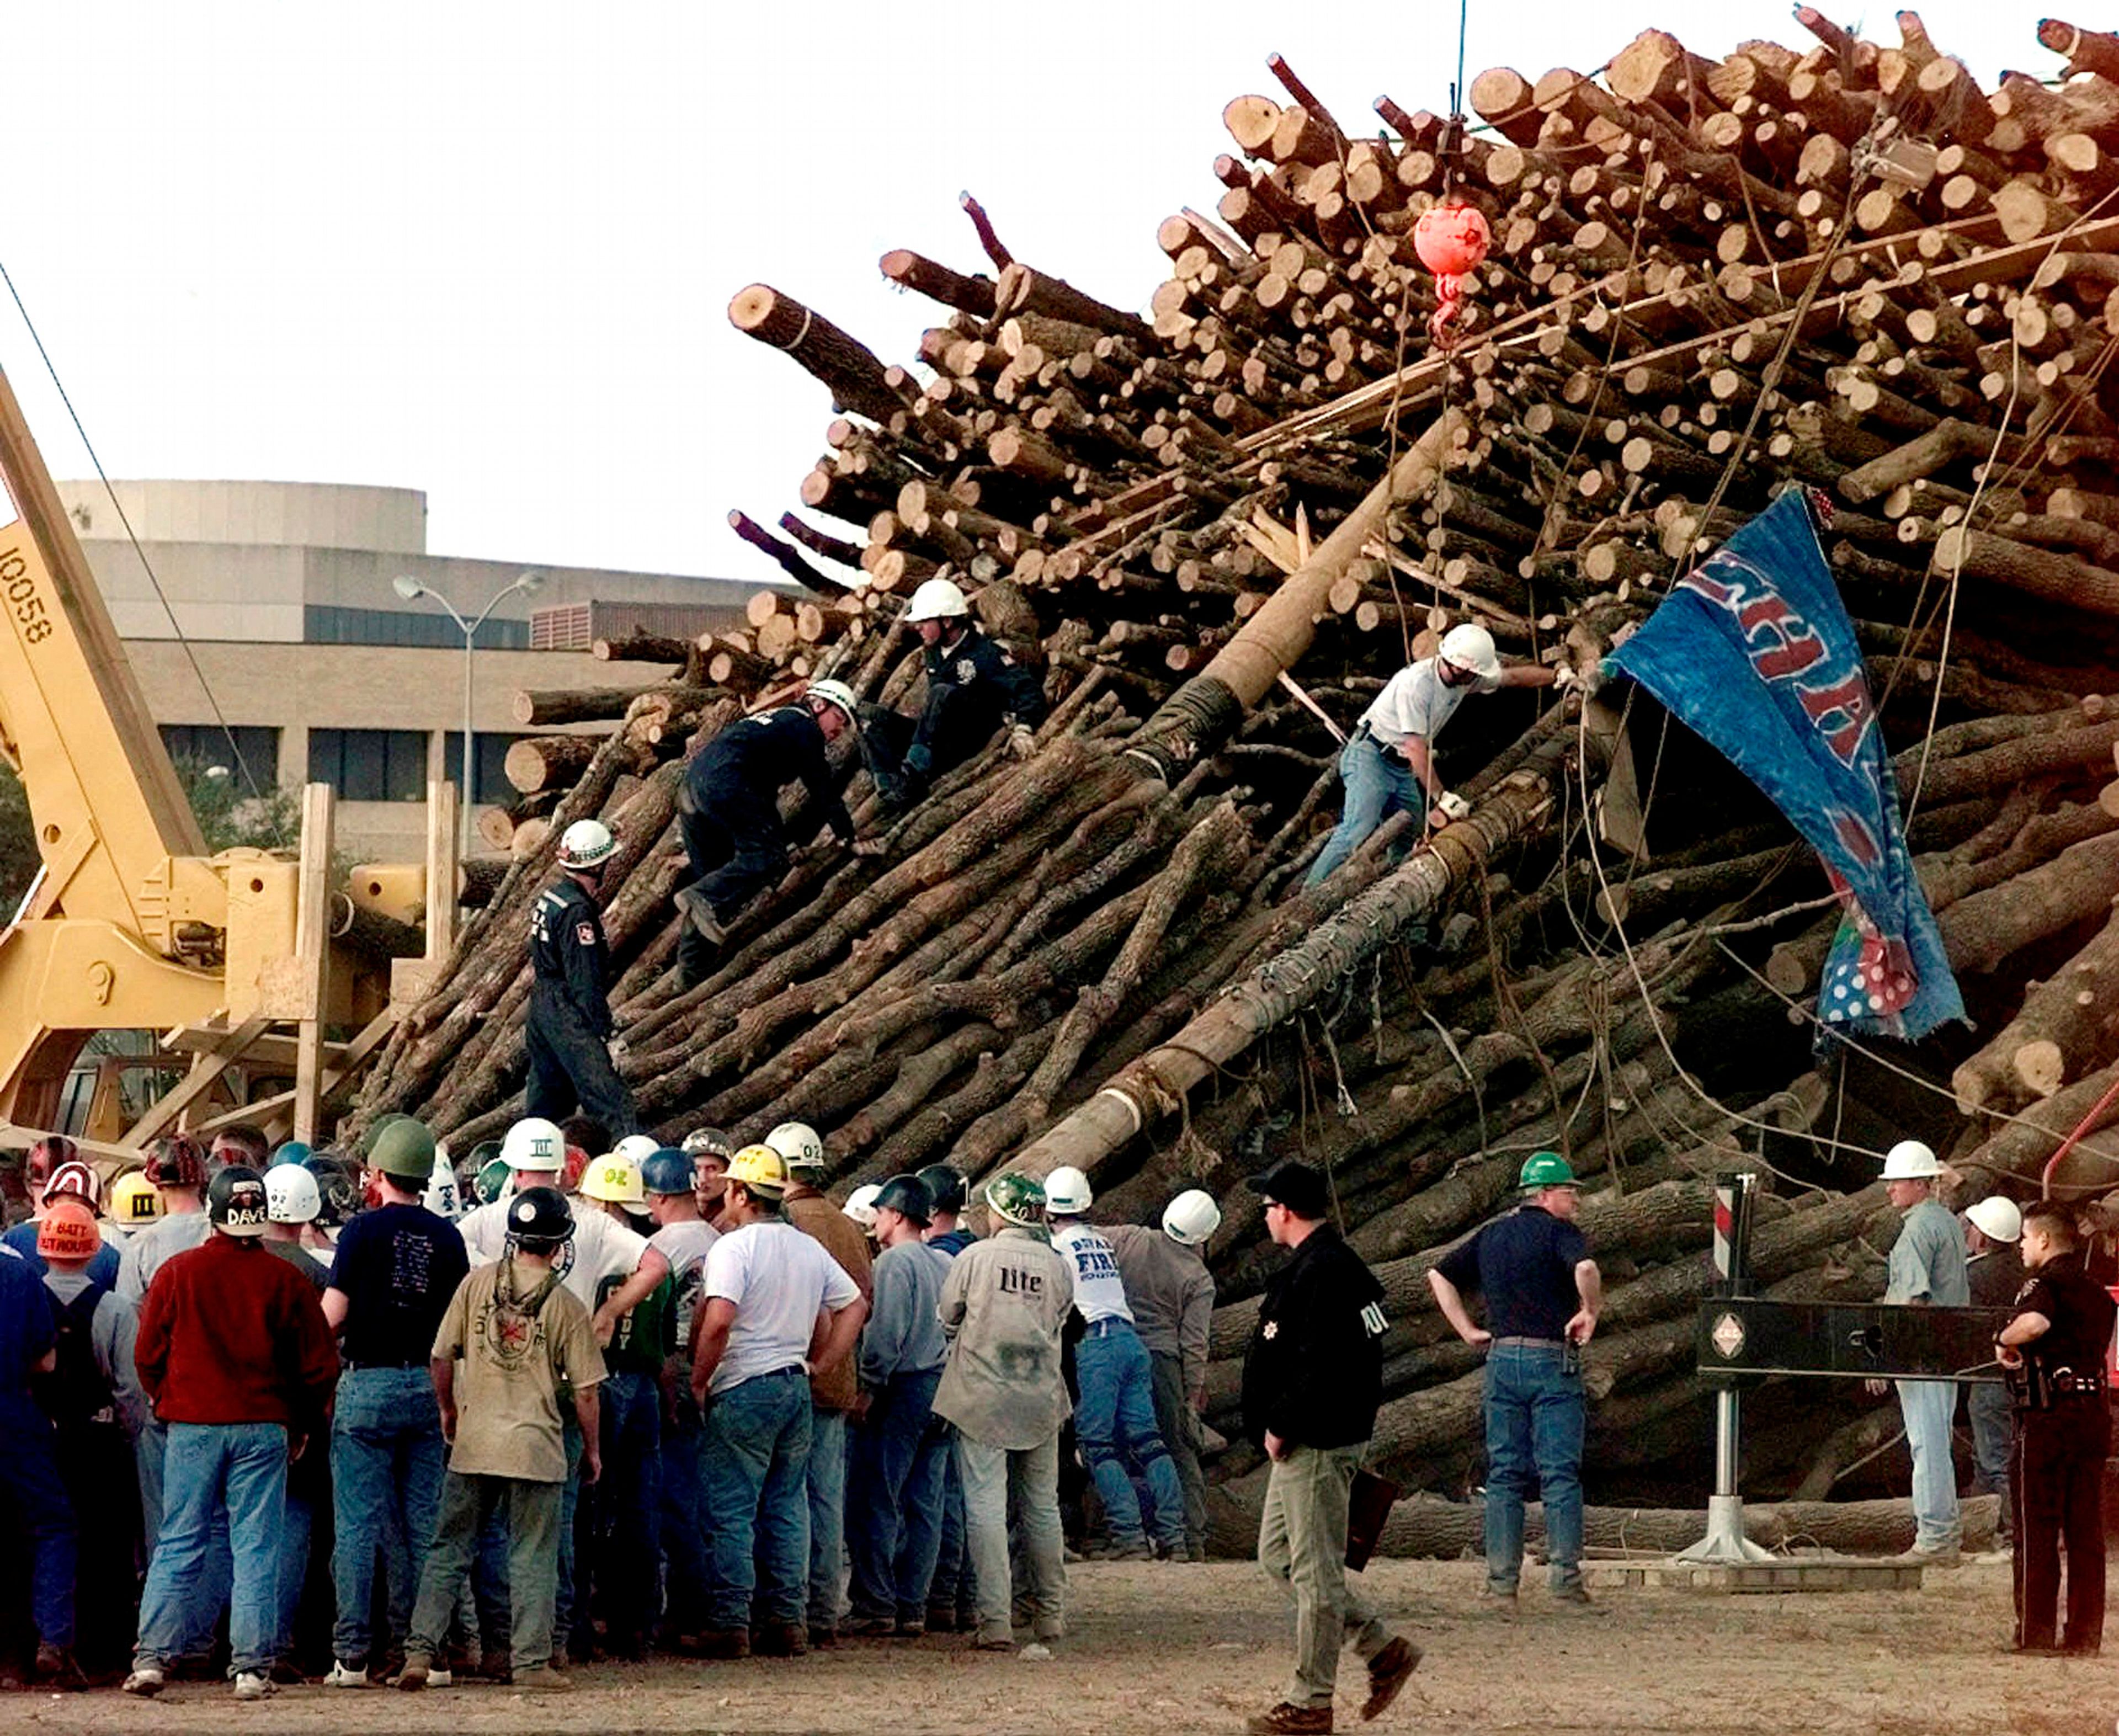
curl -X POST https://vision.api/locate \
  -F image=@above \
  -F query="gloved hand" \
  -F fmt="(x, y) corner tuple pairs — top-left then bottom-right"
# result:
(1434, 790), (1472, 823)
(1008, 723), (1037, 760)
(606, 1037), (629, 1067)
(1553, 663), (1580, 691)
(904, 743), (933, 778)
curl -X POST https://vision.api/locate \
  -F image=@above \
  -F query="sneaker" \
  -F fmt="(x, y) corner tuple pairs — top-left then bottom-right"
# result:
(1361, 1636), (1421, 1722)
(425, 1665), (454, 1687)
(232, 1671), (275, 1701)
(972, 1632), (1016, 1652)
(395, 1655), (433, 1692)
(1108, 1540), (1155, 1562)
(1246, 1703), (1333, 1735)
(31, 1646), (88, 1691)
(123, 1666), (166, 1697)
(512, 1665), (571, 1691)
(696, 1629), (750, 1661)
(323, 1659), (375, 1689)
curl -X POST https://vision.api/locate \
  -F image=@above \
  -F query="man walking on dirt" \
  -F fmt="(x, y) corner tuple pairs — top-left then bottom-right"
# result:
(1242, 1160), (1417, 1735)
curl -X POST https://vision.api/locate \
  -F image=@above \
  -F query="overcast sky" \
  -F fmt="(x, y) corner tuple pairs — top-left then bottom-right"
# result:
(0, 2), (2040, 586)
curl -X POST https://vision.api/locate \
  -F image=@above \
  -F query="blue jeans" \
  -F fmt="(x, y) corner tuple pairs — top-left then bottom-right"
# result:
(1482, 1344), (1585, 1591)
(274, 1484), (313, 1662)
(329, 1365), (447, 1667)
(1305, 734), (1424, 889)
(1075, 1325), (1185, 1549)
(1897, 1378), (1961, 1553)
(1968, 1381), (2013, 1539)
(136, 1417), (232, 1657)
(658, 1392), (710, 1636)
(135, 1421), (287, 1674)
(699, 1368), (812, 1630)
(0, 1402), (76, 1647)
(848, 1370), (950, 1622)
(930, 1455), (976, 1618)
(806, 1408), (849, 1631)
(553, 1412), (584, 1656)
(597, 1368), (664, 1646)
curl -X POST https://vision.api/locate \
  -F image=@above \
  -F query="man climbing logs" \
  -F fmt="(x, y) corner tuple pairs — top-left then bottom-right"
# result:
(673, 681), (877, 988)
(526, 819), (635, 1136)
(859, 578), (1045, 812)
(1304, 622), (1564, 890)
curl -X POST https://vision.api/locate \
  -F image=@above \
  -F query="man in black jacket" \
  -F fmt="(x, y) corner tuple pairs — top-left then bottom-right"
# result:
(526, 820), (635, 1134)
(672, 683), (877, 987)
(1240, 1162), (1418, 1736)
(859, 578), (1044, 811)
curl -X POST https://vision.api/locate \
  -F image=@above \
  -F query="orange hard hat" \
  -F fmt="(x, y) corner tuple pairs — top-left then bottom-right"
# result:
(37, 1197), (100, 1263)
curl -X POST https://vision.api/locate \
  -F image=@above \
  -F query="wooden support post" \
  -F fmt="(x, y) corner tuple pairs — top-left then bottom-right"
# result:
(124, 1015), (273, 1146)
(292, 782), (334, 1145)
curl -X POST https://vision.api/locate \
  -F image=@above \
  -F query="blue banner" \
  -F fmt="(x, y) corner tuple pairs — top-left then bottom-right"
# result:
(1607, 488), (1962, 1043)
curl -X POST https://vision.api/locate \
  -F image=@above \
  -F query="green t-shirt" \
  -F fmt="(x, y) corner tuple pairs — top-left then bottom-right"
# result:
(598, 1270), (675, 1374)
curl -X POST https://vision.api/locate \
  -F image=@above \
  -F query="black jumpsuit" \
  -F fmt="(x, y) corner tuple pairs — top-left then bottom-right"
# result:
(861, 624), (1045, 805)
(525, 874), (635, 1133)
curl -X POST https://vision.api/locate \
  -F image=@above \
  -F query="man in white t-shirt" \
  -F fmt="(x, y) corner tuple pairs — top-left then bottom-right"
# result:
(1043, 1167), (1186, 1560)
(688, 1146), (866, 1659)
(642, 1148), (720, 1649)
(1304, 622), (1563, 890)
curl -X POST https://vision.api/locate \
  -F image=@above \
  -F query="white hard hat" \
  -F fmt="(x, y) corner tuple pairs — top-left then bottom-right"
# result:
(906, 577), (970, 623)
(1966, 1196), (2022, 1243)
(766, 1121), (827, 1173)
(1044, 1165), (1093, 1216)
(1880, 1139), (1941, 1181)
(501, 1116), (567, 1171)
(1437, 622), (1500, 679)
(614, 1133), (660, 1164)
(264, 1163), (321, 1224)
(1162, 1189), (1222, 1247)
(844, 1183), (883, 1228)
(806, 679), (859, 722)
(422, 1153), (463, 1221)
(557, 818), (617, 869)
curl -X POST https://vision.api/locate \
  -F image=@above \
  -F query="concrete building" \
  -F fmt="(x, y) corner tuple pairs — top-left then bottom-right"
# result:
(59, 479), (748, 859)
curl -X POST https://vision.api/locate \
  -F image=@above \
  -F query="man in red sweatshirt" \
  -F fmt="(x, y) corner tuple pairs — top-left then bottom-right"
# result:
(124, 1166), (338, 1702)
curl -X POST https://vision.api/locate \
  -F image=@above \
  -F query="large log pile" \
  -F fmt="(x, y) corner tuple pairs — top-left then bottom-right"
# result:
(353, 14), (2119, 1521)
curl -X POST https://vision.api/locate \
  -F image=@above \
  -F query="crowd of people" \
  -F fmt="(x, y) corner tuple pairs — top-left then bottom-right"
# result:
(0, 1117), (1228, 1704)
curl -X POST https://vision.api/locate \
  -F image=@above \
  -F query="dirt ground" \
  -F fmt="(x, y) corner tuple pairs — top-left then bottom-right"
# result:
(8, 1558), (2111, 1736)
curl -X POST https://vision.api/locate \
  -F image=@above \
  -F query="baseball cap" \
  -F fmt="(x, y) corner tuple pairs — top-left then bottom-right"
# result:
(1245, 1160), (1330, 1219)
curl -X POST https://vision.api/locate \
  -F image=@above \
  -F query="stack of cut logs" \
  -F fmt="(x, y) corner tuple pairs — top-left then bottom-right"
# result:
(352, 14), (2119, 1542)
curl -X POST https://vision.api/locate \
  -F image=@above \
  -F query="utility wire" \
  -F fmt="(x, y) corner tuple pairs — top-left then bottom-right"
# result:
(0, 258), (262, 797)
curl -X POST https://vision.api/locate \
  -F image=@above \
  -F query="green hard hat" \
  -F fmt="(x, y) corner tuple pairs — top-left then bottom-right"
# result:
(359, 1112), (412, 1159)
(983, 1171), (1047, 1227)
(475, 1154), (512, 1205)
(1518, 1151), (1579, 1190)
(369, 1117), (439, 1181)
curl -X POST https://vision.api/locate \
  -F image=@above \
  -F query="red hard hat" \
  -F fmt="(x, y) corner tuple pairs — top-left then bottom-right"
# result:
(143, 1135), (207, 1189)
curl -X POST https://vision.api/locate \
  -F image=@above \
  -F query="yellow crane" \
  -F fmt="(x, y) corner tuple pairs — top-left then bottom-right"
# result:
(0, 363), (453, 1153)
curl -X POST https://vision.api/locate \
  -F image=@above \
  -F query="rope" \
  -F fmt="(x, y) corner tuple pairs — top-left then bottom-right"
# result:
(0, 257), (262, 797)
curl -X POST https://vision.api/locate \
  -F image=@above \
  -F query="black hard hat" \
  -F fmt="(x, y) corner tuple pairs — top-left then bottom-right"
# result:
(874, 1173), (934, 1227)
(305, 1155), (360, 1227)
(506, 1184), (576, 1245)
(916, 1163), (966, 1216)
(206, 1164), (270, 1237)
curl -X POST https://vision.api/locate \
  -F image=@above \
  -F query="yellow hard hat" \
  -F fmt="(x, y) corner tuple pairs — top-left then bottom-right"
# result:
(110, 1170), (164, 1228)
(577, 1153), (646, 1206)
(727, 1143), (789, 1197)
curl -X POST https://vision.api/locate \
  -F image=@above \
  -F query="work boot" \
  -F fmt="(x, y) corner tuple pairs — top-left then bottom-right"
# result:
(924, 1605), (957, 1634)
(1895, 1545), (1963, 1569)
(1361, 1636), (1421, 1722)
(1551, 1580), (1595, 1606)
(31, 1645), (88, 1691)
(674, 887), (727, 946)
(844, 1615), (895, 1638)
(1245, 1703), (1333, 1734)
(512, 1665), (572, 1691)
(893, 1617), (927, 1639)
(808, 1624), (840, 1650)
(267, 1658), (307, 1685)
(696, 1629), (750, 1660)
(395, 1654), (433, 1692)
(1108, 1539), (1155, 1562)
(752, 1621), (807, 1658)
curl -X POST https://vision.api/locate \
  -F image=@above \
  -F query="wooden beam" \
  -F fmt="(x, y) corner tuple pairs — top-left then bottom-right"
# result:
(162, 1025), (349, 1071)
(123, 1015), (273, 1146)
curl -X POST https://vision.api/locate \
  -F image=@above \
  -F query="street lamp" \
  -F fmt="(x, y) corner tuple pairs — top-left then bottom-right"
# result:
(392, 570), (545, 855)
